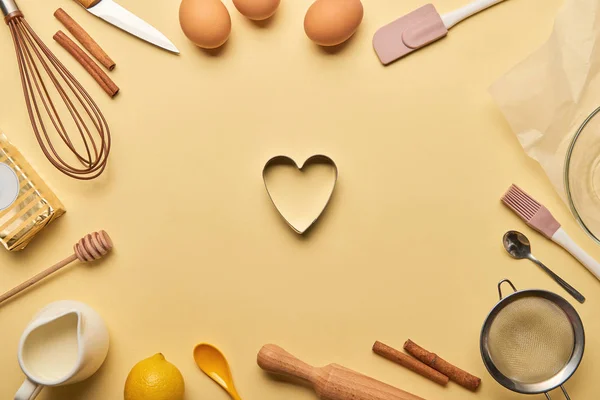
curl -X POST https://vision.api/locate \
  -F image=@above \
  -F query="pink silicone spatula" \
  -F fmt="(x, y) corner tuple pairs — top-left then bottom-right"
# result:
(374, 0), (506, 65)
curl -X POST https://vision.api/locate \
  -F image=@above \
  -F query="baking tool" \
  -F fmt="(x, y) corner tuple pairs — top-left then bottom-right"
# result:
(0, 231), (112, 306)
(54, 8), (115, 70)
(403, 340), (481, 391)
(2, 0), (111, 179)
(73, 0), (179, 53)
(179, 0), (231, 49)
(263, 155), (337, 234)
(502, 184), (600, 280)
(503, 231), (585, 304)
(194, 343), (242, 400)
(564, 106), (600, 245)
(373, 0), (506, 65)
(15, 300), (109, 400)
(480, 280), (584, 399)
(257, 344), (426, 400)
(372, 341), (449, 386)
(304, 0), (363, 46)
(54, 31), (119, 97)
(233, 0), (280, 20)
(0, 134), (66, 251)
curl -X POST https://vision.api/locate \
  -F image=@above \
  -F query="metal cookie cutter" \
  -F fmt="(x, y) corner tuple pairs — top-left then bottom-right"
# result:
(262, 155), (338, 234)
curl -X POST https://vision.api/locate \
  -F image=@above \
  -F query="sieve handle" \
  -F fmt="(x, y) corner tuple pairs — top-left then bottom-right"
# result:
(545, 385), (572, 399)
(497, 279), (517, 300)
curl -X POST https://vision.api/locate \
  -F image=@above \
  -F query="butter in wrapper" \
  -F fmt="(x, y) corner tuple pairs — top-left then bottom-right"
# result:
(0, 134), (65, 251)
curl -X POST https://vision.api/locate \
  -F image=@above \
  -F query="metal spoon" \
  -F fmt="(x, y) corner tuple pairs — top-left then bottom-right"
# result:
(193, 343), (242, 400)
(503, 230), (585, 304)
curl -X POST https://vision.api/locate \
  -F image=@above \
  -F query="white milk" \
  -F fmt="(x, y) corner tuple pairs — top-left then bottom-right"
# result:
(22, 313), (79, 381)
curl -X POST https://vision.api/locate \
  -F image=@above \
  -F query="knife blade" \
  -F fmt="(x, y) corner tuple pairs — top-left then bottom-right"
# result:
(77, 0), (179, 53)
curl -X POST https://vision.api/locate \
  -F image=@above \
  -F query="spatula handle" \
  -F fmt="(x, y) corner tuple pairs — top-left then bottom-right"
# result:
(75, 0), (102, 9)
(441, 0), (506, 29)
(257, 344), (315, 382)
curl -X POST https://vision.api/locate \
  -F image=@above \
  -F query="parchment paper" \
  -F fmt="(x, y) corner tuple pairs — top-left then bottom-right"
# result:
(490, 0), (600, 202)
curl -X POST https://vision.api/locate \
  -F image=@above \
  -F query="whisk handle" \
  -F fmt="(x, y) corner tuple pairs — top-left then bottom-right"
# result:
(0, 0), (18, 17)
(75, 0), (102, 9)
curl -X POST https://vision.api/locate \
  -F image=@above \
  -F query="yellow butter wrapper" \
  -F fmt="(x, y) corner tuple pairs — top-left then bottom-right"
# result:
(0, 134), (65, 251)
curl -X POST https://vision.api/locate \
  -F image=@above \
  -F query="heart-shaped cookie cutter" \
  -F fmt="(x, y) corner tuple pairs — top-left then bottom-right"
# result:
(263, 155), (338, 234)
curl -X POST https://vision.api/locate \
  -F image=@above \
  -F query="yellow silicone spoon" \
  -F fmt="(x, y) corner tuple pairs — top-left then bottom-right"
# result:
(193, 343), (242, 400)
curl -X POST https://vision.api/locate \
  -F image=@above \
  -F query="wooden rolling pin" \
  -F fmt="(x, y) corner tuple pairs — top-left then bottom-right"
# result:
(257, 344), (426, 400)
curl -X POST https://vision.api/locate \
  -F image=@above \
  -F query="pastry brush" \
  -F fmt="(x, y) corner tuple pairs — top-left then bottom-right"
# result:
(373, 0), (506, 65)
(502, 184), (600, 280)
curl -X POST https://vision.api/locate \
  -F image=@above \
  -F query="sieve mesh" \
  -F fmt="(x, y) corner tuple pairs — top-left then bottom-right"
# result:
(487, 297), (575, 385)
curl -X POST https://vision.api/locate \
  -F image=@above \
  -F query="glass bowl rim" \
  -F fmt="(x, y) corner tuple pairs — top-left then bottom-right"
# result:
(564, 105), (600, 245)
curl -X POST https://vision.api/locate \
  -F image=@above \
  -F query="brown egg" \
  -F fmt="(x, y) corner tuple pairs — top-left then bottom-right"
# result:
(179, 0), (232, 49)
(304, 0), (363, 47)
(233, 0), (280, 20)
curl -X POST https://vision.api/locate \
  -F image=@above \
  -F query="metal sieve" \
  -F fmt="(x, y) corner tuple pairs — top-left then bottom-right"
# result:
(480, 280), (585, 399)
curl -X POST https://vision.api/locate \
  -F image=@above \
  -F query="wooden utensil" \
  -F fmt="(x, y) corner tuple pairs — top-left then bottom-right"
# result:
(257, 344), (426, 400)
(0, 231), (112, 305)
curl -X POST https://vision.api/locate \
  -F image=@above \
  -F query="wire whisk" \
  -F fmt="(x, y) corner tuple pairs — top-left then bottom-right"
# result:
(2, 0), (110, 180)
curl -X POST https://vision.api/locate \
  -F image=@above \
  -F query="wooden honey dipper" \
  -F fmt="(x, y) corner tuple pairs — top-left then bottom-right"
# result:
(0, 231), (112, 305)
(258, 344), (426, 400)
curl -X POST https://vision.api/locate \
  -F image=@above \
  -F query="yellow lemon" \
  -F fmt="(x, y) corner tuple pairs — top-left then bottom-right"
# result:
(124, 353), (185, 400)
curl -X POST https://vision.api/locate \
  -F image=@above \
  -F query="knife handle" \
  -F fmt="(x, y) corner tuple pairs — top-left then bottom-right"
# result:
(76, 0), (101, 9)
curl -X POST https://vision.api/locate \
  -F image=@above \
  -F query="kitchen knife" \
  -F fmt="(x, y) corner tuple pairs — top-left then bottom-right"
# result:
(75, 0), (179, 53)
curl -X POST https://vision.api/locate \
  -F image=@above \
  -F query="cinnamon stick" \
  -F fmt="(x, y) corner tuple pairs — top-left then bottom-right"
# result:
(404, 339), (481, 391)
(54, 8), (115, 70)
(373, 341), (449, 386)
(53, 31), (119, 98)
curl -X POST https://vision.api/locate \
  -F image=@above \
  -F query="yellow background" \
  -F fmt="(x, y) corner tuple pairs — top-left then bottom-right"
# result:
(1, 0), (596, 399)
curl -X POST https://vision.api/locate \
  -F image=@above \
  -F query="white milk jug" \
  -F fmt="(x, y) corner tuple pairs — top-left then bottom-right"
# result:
(14, 300), (109, 400)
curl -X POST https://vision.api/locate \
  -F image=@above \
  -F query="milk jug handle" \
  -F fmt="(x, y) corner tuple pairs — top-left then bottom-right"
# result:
(14, 378), (42, 400)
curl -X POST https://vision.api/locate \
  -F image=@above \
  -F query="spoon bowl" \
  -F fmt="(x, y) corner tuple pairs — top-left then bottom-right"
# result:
(193, 343), (242, 400)
(502, 230), (585, 304)
(502, 230), (531, 259)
